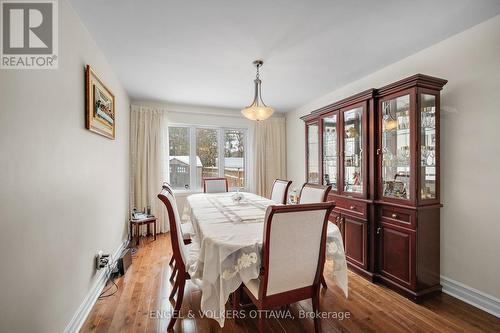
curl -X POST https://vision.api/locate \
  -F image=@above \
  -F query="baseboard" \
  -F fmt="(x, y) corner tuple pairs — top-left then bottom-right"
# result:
(441, 276), (500, 318)
(347, 263), (375, 282)
(63, 239), (129, 333)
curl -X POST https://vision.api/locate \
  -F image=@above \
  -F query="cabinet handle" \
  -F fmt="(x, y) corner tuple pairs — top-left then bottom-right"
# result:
(376, 227), (382, 234)
(376, 148), (381, 155)
(350, 205), (356, 210)
(391, 213), (398, 219)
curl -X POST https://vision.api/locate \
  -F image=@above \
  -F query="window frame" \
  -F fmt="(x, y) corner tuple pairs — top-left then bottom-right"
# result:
(168, 124), (249, 192)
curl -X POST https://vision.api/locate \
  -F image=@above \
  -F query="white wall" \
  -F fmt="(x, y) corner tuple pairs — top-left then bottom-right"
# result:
(286, 15), (500, 299)
(0, 0), (130, 332)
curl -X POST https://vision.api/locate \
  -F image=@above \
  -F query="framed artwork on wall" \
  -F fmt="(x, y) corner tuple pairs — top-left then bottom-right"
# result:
(85, 65), (115, 139)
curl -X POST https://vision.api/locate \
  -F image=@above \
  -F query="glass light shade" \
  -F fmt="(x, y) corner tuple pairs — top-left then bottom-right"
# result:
(241, 105), (274, 121)
(241, 63), (274, 121)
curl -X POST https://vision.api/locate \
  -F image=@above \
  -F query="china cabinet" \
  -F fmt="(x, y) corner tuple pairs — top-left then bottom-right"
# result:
(301, 74), (447, 301)
(302, 89), (375, 279)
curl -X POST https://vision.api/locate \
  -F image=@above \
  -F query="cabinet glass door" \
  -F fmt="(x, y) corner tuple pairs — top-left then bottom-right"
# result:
(307, 122), (319, 184)
(420, 94), (437, 200)
(322, 114), (338, 189)
(381, 95), (411, 200)
(343, 107), (363, 194)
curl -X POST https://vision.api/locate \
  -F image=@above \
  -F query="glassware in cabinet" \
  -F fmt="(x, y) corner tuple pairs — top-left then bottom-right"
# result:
(381, 94), (411, 200)
(420, 94), (437, 200)
(343, 107), (363, 194)
(306, 122), (320, 184)
(322, 114), (338, 189)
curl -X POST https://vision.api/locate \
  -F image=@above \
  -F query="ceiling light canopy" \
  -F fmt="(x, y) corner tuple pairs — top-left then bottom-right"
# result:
(241, 59), (274, 121)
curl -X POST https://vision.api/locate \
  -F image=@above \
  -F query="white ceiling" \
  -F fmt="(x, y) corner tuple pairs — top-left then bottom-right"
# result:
(69, 0), (500, 112)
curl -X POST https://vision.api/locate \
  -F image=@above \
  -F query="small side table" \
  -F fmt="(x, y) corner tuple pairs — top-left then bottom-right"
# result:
(130, 216), (157, 246)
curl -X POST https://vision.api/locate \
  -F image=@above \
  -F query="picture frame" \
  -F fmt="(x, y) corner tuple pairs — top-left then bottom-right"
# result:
(85, 65), (115, 139)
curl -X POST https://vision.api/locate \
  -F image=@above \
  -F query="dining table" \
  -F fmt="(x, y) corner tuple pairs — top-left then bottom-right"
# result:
(185, 191), (348, 327)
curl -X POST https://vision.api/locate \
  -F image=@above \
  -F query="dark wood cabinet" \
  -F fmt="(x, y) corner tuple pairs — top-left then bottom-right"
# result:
(343, 214), (368, 269)
(376, 204), (441, 299)
(329, 209), (368, 271)
(302, 74), (447, 301)
(303, 90), (375, 278)
(378, 221), (416, 290)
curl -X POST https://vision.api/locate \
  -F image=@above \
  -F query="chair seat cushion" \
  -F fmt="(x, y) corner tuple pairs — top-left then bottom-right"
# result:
(244, 278), (260, 299)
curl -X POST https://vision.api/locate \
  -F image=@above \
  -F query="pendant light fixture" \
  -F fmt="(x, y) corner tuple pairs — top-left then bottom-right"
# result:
(241, 59), (274, 121)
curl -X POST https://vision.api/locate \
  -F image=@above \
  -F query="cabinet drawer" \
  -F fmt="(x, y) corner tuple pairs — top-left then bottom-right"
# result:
(334, 197), (367, 219)
(379, 206), (416, 229)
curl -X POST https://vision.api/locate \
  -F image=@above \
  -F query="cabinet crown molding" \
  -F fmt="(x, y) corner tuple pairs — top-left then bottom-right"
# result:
(300, 74), (447, 121)
(300, 88), (375, 121)
(376, 74), (447, 97)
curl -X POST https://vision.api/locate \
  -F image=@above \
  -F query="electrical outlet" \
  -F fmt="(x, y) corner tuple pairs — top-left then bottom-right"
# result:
(95, 251), (111, 270)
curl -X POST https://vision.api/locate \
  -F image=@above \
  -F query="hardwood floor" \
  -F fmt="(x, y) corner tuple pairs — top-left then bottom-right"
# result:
(81, 233), (500, 333)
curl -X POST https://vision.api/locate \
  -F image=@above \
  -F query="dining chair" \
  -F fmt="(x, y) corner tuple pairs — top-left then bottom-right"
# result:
(270, 179), (292, 204)
(158, 187), (197, 331)
(298, 183), (332, 204)
(163, 183), (193, 243)
(162, 183), (193, 269)
(235, 202), (335, 333)
(297, 183), (334, 289)
(203, 177), (229, 193)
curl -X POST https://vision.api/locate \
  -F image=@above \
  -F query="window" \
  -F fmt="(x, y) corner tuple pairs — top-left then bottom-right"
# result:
(224, 129), (245, 188)
(196, 128), (219, 187)
(168, 127), (191, 189)
(168, 126), (247, 191)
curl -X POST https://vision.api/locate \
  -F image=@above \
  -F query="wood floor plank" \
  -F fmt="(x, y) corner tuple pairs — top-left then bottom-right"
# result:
(81, 233), (500, 333)
(132, 236), (162, 333)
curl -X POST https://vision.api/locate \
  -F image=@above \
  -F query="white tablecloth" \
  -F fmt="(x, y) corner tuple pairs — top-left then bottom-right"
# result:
(186, 192), (348, 327)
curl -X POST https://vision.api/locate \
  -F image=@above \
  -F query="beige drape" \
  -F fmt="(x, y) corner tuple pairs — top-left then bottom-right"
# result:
(130, 105), (169, 233)
(254, 117), (287, 198)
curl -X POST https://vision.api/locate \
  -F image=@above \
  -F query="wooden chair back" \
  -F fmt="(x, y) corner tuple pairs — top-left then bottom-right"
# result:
(258, 202), (335, 302)
(162, 182), (174, 195)
(203, 177), (229, 193)
(298, 183), (332, 204)
(158, 188), (188, 268)
(270, 179), (292, 204)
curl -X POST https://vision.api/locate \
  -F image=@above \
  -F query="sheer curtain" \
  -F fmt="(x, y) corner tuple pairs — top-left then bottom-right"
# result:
(253, 117), (287, 198)
(130, 105), (169, 233)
